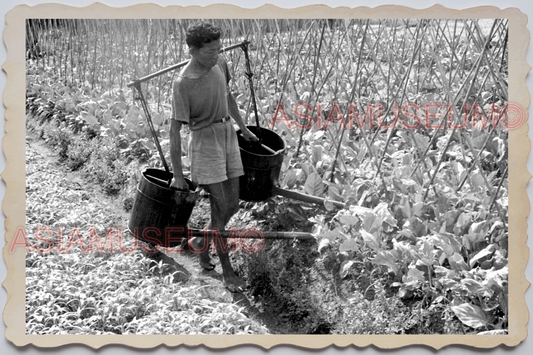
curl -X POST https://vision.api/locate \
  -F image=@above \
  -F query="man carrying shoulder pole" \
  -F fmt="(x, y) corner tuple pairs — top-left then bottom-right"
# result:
(170, 21), (258, 293)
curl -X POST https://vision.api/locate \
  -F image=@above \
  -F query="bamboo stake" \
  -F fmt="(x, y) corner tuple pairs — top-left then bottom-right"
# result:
(45, 20), (50, 69)
(308, 28), (350, 159)
(274, 20), (283, 82)
(69, 21), (74, 86)
(430, 20), (504, 193)
(90, 22), (98, 91)
(375, 20), (426, 177)
(456, 104), (504, 192)
(499, 24), (509, 73)
(268, 21), (314, 130)
(448, 20), (459, 88)
(81, 20), (88, 84)
(157, 21), (168, 112)
(107, 21), (114, 92)
(120, 21), (126, 88)
(51, 22), (56, 71)
(461, 132), (494, 195)
(295, 21), (326, 158)
(461, 132), (507, 225)
(422, 22), (496, 200)
(273, 186), (346, 209)
(58, 25), (63, 82)
(322, 31), (352, 182)
(464, 20), (508, 101)
(344, 21), (382, 179)
(409, 20), (500, 180)
(489, 165), (508, 212)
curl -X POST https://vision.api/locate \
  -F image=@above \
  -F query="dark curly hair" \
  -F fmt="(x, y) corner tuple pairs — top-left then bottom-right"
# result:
(185, 22), (222, 48)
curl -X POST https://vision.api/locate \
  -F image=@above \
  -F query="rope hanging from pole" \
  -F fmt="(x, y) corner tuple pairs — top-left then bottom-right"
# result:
(241, 40), (262, 136)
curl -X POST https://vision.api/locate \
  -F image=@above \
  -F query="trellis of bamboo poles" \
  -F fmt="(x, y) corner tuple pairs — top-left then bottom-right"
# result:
(419, 19), (507, 206)
(26, 19), (509, 214)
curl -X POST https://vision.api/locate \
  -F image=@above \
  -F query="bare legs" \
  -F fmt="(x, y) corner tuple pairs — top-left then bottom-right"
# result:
(193, 177), (246, 292)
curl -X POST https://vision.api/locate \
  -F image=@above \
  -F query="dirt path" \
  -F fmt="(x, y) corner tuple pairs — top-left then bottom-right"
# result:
(26, 131), (280, 333)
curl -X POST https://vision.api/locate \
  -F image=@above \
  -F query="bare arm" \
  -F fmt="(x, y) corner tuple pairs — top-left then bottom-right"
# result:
(169, 119), (189, 190)
(228, 91), (258, 141)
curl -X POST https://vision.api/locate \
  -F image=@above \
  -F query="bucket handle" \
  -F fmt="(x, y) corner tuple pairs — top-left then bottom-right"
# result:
(132, 81), (172, 186)
(241, 41), (264, 141)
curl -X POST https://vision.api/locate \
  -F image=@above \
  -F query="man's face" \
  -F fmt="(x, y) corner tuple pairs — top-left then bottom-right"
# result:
(191, 39), (222, 69)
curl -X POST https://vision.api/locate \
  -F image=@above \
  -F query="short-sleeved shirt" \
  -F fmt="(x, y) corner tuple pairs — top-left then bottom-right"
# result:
(172, 57), (231, 131)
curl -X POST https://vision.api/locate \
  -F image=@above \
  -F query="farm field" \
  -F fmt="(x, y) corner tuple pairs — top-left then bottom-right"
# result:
(25, 18), (509, 335)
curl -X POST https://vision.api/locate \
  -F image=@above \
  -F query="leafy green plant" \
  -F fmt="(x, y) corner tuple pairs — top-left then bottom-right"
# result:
(25, 142), (268, 335)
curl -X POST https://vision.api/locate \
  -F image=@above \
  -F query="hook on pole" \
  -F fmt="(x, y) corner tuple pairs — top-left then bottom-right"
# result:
(240, 40), (262, 137)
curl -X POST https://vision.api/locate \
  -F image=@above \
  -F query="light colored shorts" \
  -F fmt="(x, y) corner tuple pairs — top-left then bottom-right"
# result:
(188, 120), (244, 185)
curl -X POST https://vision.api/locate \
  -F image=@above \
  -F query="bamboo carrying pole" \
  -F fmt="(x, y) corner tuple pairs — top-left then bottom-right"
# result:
(127, 42), (246, 87)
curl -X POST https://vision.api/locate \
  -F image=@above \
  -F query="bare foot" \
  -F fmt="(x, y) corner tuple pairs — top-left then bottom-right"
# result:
(190, 237), (215, 270)
(223, 273), (247, 293)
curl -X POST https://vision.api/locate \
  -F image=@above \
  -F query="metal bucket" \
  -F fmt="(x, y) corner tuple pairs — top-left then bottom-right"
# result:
(128, 168), (199, 247)
(237, 126), (285, 201)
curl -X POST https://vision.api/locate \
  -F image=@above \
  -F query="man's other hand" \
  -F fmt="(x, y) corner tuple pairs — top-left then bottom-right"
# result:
(170, 176), (190, 190)
(241, 127), (259, 142)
